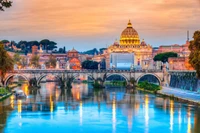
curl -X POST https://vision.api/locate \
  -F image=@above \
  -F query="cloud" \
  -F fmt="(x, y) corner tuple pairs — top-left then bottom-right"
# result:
(0, 0), (199, 50)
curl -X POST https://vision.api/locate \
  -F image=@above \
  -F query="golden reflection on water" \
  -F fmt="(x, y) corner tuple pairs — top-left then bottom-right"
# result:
(112, 95), (116, 133)
(170, 100), (174, 132)
(17, 100), (22, 115)
(50, 94), (54, 112)
(10, 95), (14, 109)
(187, 108), (191, 133)
(22, 84), (29, 96)
(144, 95), (149, 133)
(178, 108), (182, 130)
(80, 101), (83, 125)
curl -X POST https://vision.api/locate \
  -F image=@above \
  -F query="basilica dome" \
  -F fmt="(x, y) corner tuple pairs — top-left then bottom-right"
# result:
(120, 20), (140, 45)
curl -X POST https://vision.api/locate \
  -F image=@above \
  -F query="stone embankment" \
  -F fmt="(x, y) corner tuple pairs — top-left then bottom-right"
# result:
(157, 86), (200, 105)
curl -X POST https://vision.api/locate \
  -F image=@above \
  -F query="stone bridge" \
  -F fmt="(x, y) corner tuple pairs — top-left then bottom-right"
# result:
(4, 69), (164, 86)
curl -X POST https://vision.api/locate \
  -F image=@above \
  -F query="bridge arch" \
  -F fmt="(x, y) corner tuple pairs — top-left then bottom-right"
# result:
(137, 73), (162, 85)
(4, 74), (29, 86)
(72, 73), (94, 81)
(37, 74), (60, 86)
(106, 73), (129, 83)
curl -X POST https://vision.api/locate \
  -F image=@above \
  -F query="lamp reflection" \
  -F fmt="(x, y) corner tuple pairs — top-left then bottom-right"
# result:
(50, 94), (54, 112)
(112, 95), (116, 133)
(10, 95), (14, 109)
(178, 108), (182, 130)
(187, 108), (191, 133)
(17, 100), (22, 113)
(170, 100), (174, 132)
(144, 95), (149, 133)
(80, 101), (83, 125)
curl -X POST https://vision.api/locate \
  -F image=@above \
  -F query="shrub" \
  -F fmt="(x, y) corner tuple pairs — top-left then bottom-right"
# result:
(138, 81), (161, 91)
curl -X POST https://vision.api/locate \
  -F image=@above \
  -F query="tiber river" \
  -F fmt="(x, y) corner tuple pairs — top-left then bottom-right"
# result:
(0, 82), (200, 133)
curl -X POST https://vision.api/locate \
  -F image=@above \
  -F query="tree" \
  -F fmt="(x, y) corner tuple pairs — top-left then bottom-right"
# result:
(0, 0), (12, 11)
(0, 42), (14, 84)
(82, 60), (98, 69)
(1, 40), (10, 44)
(63, 46), (66, 53)
(21, 56), (28, 68)
(13, 53), (21, 65)
(45, 54), (56, 68)
(58, 48), (64, 53)
(30, 55), (40, 68)
(153, 52), (178, 63)
(189, 30), (200, 78)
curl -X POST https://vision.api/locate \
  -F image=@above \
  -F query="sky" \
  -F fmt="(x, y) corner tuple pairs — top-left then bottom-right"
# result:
(0, 0), (200, 51)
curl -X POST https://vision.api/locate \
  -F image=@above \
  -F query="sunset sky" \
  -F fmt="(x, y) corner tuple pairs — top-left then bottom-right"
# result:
(0, 0), (200, 51)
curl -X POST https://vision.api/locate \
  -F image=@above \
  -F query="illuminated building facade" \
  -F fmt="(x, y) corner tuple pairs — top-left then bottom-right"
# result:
(67, 48), (81, 70)
(105, 20), (153, 70)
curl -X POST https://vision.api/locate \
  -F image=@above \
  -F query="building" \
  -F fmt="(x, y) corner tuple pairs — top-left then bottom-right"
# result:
(155, 41), (190, 57)
(168, 57), (194, 70)
(32, 45), (38, 55)
(105, 20), (153, 70)
(67, 48), (81, 70)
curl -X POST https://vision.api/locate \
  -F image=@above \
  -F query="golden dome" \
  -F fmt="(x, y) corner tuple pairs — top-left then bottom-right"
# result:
(120, 20), (140, 45)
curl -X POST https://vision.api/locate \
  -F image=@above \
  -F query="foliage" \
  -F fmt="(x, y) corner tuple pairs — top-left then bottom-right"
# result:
(58, 46), (66, 53)
(13, 53), (21, 65)
(0, 42), (14, 84)
(0, 87), (9, 95)
(2, 39), (58, 54)
(21, 56), (28, 68)
(0, 0), (12, 11)
(45, 54), (57, 68)
(153, 52), (178, 63)
(82, 60), (98, 69)
(138, 81), (161, 92)
(99, 48), (107, 54)
(40, 39), (57, 52)
(189, 31), (200, 79)
(1, 40), (10, 44)
(82, 48), (98, 55)
(30, 55), (40, 68)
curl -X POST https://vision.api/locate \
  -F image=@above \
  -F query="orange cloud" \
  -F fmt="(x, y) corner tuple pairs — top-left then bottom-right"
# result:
(0, 0), (200, 50)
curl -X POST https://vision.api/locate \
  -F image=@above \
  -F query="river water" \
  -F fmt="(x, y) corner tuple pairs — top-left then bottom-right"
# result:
(0, 83), (200, 133)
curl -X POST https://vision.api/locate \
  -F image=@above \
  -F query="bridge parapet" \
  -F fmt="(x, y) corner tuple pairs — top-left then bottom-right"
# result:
(10, 69), (163, 73)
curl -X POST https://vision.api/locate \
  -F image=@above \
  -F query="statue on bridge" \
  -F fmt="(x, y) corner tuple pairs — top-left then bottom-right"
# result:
(98, 63), (100, 71)
(41, 64), (46, 69)
(56, 59), (59, 69)
(66, 61), (70, 70)
(162, 64), (169, 86)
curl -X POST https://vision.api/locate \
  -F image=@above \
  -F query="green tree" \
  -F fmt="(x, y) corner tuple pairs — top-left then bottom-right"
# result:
(45, 54), (56, 68)
(1, 40), (10, 44)
(40, 39), (57, 52)
(82, 60), (98, 69)
(0, 0), (12, 11)
(189, 30), (200, 78)
(153, 52), (178, 63)
(30, 55), (40, 68)
(13, 53), (21, 65)
(0, 42), (14, 84)
(21, 56), (28, 68)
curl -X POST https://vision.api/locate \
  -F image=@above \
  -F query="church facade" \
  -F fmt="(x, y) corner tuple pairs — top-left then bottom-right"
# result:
(105, 20), (153, 70)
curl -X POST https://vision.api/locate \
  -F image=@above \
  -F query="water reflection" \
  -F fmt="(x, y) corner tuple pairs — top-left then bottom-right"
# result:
(0, 82), (200, 133)
(144, 95), (149, 133)
(170, 100), (174, 132)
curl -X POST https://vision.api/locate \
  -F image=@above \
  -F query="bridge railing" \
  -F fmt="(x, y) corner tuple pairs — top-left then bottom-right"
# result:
(9, 69), (163, 73)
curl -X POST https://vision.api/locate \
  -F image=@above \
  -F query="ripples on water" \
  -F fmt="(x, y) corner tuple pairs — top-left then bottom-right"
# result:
(0, 83), (200, 133)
